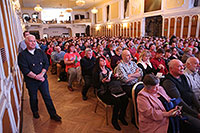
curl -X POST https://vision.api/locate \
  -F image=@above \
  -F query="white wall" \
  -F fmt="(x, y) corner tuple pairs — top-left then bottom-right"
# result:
(43, 27), (70, 37)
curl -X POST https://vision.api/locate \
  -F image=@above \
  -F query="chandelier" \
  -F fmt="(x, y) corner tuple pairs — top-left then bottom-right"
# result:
(76, 0), (85, 7)
(91, 7), (98, 14)
(65, 8), (73, 13)
(12, 0), (21, 11)
(59, 12), (64, 17)
(34, 4), (43, 12)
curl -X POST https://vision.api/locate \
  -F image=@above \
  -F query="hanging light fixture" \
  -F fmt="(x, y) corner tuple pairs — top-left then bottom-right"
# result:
(76, 0), (85, 7)
(59, 12), (64, 17)
(65, 8), (73, 13)
(91, 0), (98, 14)
(65, 0), (73, 13)
(91, 7), (98, 14)
(34, 4), (43, 12)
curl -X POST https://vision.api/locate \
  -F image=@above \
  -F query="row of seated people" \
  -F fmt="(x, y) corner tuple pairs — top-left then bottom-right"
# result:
(49, 43), (200, 132)
(137, 57), (200, 133)
(18, 31), (200, 130)
(43, 36), (200, 131)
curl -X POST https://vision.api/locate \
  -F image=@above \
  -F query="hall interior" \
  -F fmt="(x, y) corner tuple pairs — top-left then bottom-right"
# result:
(0, 0), (200, 132)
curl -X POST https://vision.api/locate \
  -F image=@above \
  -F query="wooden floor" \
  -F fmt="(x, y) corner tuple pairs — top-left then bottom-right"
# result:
(22, 71), (139, 133)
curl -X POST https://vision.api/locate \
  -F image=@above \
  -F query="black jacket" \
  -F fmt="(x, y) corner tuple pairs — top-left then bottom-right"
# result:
(18, 49), (49, 85)
(80, 56), (96, 76)
(162, 73), (200, 117)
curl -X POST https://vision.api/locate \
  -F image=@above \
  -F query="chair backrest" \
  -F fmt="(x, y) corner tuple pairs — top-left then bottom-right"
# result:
(132, 81), (144, 128)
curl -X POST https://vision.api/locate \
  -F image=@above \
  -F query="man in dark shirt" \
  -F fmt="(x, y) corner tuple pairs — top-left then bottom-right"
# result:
(80, 48), (96, 100)
(18, 35), (61, 121)
(162, 59), (200, 132)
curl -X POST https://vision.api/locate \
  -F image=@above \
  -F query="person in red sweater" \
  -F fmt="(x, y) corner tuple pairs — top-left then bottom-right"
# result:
(150, 48), (168, 76)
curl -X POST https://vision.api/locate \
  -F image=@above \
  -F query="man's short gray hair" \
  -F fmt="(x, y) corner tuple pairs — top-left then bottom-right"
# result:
(25, 34), (35, 42)
(186, 57), (198, 66)
(85, 48), (92, 54)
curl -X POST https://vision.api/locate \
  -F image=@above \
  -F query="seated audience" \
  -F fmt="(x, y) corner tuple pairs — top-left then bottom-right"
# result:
(134, 45), (145, 61)
(80, 48), (96, 100)
(149, 43), (156, 58)
(137, 74), (181, 133)
(169, 47), (181, 60)
(127, 41), (137, 57)
(184, 57), (200, 101)
(151, 48), (168, 76)
(96, 44), (111, 69)
(162, 59), (200, 132)
(163, 49), (172, 70)
(177, 42), (184, 55)
(93, 56), (129, 131)
(193, 47), (199, 56)
(116, 50), (143, 98)
(52, 46), (66, 81)
(111, 47), (122, 70)
(137, 50), (162, 80)
(181, 47), (193, 63)
(105, 43), (116, 61)
(64, 44), (81, 91)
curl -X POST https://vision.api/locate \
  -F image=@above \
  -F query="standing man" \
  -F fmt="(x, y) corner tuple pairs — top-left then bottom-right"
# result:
(80, 48), (96, 100)
(18, 35), (61, 121)
(18, 31), (40, 54)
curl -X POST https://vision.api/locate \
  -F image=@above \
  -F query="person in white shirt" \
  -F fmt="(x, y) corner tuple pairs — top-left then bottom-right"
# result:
(184, 57), (200, 101)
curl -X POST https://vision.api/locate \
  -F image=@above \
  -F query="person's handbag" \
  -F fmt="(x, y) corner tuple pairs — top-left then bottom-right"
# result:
(107, 80), (126, 97)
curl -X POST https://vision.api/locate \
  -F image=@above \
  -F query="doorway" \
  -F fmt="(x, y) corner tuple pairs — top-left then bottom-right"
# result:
(145, 15), (162, 37)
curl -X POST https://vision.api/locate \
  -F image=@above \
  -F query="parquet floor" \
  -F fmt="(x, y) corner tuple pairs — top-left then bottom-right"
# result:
(22, 71), (139, 133)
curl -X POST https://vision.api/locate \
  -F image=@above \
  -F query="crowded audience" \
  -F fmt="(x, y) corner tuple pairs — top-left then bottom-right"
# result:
(23, 34), (200, 131)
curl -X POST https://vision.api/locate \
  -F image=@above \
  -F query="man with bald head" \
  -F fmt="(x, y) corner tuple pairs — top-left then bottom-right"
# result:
(18, 35), (61, 121)
(184, 57), (200, 101)
(162, 59), (200, 131)
(115, 49), (143, 98)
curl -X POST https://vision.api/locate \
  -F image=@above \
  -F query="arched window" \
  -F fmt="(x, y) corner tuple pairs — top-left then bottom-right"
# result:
(22, 13), (30, 22)
(32, 12), (39, 19)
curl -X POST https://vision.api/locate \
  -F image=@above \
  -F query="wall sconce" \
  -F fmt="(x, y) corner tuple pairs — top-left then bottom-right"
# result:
(108, 25), (111, 29)
(123, 23), (128, 28)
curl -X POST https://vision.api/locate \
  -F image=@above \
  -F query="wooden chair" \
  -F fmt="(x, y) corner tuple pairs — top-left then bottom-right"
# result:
(94, 95), (112, 125)
(132, 81), (144, 128)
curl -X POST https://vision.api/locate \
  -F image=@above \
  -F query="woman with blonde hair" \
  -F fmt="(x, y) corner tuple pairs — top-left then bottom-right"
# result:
(137, 50), (163, 80)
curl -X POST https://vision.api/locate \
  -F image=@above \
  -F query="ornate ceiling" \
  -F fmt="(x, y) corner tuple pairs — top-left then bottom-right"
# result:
(21, 0), (104, 9)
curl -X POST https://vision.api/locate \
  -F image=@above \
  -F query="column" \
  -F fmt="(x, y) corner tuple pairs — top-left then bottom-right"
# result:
(180, 16), (184, 38)
(196, 15), (200, 37)
(174, 17), (177, 36)
(187, 16), (192, 38)
(162, 16), (165, 36)
(167, 17), (170, 38)
(141, 18), (145, 37)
